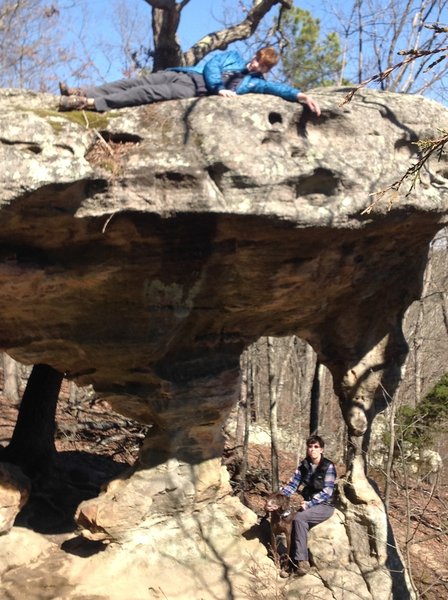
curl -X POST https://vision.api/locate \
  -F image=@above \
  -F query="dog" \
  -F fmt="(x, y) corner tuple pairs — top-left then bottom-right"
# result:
(264, 491), (298, 567)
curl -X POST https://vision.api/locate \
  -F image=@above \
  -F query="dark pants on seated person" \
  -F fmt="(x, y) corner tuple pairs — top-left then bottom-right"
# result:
(292, 504), (334, 562)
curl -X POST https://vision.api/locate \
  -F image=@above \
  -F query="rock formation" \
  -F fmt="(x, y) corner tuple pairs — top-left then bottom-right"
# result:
(0, 87), (447, 599)
(0, 462), (30, 533)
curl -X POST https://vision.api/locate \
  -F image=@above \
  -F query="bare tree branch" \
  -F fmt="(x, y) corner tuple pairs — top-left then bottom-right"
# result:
(360, 129), (448, 214)
(182, 0), (293, 66)
(142, 0), (291, 69)
(344, 48), (448, 105)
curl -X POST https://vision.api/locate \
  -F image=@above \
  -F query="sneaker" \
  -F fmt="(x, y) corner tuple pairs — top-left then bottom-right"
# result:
(295, 560), (311, 576)
(59, 81), (87, 97)
(59, 95), (89, 111)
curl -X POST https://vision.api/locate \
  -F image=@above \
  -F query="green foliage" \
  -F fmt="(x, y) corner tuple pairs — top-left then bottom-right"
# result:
(425, 372), (448, 406)
(278, 7), (346, 90)
(396, 374), (448, 447)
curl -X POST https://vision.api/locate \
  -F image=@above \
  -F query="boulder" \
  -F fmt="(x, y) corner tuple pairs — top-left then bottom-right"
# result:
(0, 462), (30, 533)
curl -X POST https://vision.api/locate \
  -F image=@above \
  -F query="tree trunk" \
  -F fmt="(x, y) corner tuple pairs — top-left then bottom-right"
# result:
(310, 361), (323, 434)
(356, 0), (364, 83)
(240, 348), (253, 482)
(144, 0), (293, 69)
(235, 351), (248, 449)
(151, 6), (183, 70)
(3, 364), (63, 474)
(384, 396), (396, 511)
(2, 353), (19, 403)
(267, 336), (280, 490)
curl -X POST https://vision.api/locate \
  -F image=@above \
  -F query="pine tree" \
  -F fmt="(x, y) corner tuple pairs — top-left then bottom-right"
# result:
(279, 7), (346, 90)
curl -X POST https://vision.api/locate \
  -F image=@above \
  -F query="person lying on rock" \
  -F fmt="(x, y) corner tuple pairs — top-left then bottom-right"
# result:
(279, 434), (336, 578)
(58, 47), (321, 116)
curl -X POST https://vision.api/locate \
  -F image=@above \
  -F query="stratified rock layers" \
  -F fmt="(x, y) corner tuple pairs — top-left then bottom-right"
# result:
(0, 87), (447, 598)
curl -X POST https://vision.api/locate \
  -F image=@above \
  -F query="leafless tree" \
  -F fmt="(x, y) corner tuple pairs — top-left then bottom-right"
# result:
(1, 364), (63, 474)
(326, 0), (448, 98)
(0, 0), (69, 90)
(267, 336), (280, 489)
(235, 348), (252, 481)
(143, 0), (292, 70)
(396, 230), (448, 409)
(238, 336), (343, 464)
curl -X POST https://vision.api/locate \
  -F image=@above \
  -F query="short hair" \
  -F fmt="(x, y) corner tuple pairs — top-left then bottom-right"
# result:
(256, 47), (279, 69)
(306, 435), (325, 448)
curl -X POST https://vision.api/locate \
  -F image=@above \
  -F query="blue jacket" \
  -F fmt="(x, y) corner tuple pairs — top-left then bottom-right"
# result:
(174, 50), (300, 103)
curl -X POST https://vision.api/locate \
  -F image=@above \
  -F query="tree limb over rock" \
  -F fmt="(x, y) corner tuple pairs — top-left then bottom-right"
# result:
(143, 0), (292, 69)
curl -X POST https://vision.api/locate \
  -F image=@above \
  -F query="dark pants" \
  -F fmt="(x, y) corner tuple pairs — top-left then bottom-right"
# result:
(86, 71), (197, 112)
(292, 504), (334, 562)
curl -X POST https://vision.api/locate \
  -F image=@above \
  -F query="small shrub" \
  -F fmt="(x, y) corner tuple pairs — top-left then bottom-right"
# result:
(396, 373), (448, 448)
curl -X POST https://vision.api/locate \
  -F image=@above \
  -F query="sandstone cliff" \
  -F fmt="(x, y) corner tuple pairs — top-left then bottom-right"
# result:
(0, 87), (447, 599)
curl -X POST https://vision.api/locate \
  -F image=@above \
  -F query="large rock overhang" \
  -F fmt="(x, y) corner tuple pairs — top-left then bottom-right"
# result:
(0, 87), (447, 444)
(4, 85), (447, 598)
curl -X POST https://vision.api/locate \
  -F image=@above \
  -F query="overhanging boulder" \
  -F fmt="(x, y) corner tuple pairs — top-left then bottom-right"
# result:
(0, 87), (447, 599)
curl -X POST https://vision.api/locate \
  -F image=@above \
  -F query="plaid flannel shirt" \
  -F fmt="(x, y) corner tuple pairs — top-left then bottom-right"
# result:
(281, 458), (336, 507)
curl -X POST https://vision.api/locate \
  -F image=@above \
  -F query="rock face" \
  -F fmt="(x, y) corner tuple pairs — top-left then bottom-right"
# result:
(0, 462), (30, 533)
(1, 87), (448, 598)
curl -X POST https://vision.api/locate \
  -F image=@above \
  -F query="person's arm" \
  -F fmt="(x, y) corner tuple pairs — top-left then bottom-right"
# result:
(303, 463), (336, 509)
(280, 465), (302, 497)
(239, 78), (321, 115)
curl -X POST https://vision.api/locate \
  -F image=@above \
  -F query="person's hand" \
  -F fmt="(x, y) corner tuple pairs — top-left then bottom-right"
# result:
(297, 93), (321, 116)
(300, 500), (309, 511)
(218, 89), (237, 98)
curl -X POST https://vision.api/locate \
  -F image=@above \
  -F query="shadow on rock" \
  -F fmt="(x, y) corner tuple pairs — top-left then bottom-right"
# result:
(369, 477), (412, 600)
(14, 450), (129, 535)
(61, 535), (107, 557)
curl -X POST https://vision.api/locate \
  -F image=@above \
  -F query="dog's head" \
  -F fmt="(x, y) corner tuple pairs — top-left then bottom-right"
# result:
(265, 492), (291, 513)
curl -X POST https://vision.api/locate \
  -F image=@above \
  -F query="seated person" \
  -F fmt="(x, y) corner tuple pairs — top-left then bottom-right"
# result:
(280, 434), (336, 577)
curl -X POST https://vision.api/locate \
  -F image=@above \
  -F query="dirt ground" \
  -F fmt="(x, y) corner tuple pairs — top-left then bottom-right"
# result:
(1, 386), (447, 599)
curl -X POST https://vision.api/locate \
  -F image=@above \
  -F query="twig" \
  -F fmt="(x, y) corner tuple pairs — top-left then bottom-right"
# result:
(102, 213), (115, 233)
(92, 128), (114, 157)
(360, 129), (448, 214)
(340, 38), (448, 106)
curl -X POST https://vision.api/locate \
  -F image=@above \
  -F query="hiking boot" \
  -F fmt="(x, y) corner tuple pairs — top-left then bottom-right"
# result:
(59, 95), (90, 111)
(279, 567), (291, 578)
(295, 560), (311, 576)
(59, 81), (87, 97)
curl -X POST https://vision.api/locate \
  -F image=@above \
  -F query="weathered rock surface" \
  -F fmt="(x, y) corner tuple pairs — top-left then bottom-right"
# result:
(0, 462), (30, 533)
(1, 87), (448, 598)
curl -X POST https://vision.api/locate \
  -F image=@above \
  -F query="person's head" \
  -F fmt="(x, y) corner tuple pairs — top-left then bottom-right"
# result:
(247, 47), (279, 74)
(306, 435), (325, 463)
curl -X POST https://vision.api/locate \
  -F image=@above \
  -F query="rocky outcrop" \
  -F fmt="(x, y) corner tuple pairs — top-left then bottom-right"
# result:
(1, 87), (448, 598)
(0, 462), (30, 533)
